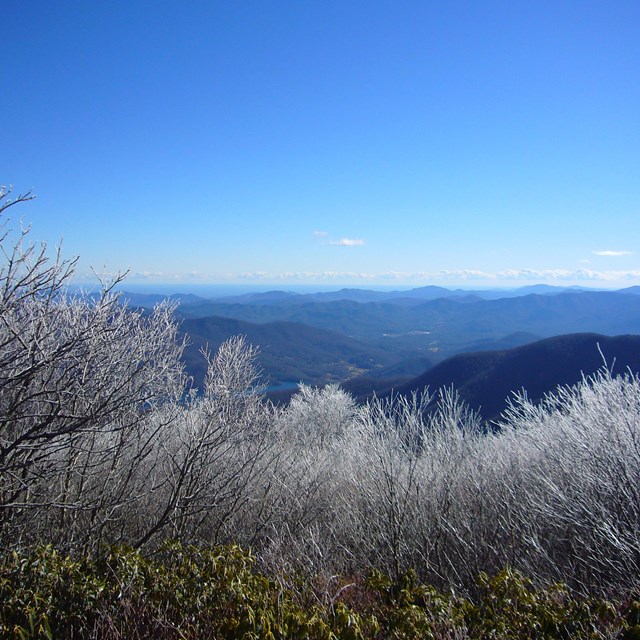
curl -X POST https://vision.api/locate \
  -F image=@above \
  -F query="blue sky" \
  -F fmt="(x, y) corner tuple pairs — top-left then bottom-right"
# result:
(2, 1), (639, 289)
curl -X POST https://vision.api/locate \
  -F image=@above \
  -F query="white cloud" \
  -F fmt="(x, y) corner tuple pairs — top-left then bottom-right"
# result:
(72, 267), (640, 287)
(236, 269), (640, 284)
(593, 250), (632, 257)
(72, 269), (211, 284)
(315, 231), (365, 246)
(494, 268), (604, 281)
(329, 238), (365, 246)
(491, 268), (640, 282)
(438, 269), (493, 280)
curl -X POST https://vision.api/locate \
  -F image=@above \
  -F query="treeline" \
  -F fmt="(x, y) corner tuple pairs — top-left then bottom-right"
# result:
(2, 188), (640, 635)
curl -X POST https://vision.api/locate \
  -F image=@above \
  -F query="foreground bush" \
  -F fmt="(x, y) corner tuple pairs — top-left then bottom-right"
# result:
(1, 544), (638, 639)
(0, 543), (332, 639)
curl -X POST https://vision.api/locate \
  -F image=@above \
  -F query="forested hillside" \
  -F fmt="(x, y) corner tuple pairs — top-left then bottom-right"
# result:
(389, 333), (640, 420)
(179, 315), (402, 389)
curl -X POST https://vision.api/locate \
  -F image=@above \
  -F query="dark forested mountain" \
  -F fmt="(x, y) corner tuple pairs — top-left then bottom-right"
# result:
(391, 333), (640, 422)
(179, 316), (401, 390)
(457, 331), (542, 353)
(341, 333), (543, 401)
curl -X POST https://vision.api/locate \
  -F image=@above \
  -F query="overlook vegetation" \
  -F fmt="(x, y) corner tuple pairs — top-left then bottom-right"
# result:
(2, 188), (640, 637)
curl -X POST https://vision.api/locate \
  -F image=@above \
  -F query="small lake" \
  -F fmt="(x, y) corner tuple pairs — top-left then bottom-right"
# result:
(265, 380), (301, 393)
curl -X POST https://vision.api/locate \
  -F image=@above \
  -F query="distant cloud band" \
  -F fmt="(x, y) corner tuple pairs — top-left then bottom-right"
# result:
(593, 250), (632, 257)
(74, 267), (640, 285)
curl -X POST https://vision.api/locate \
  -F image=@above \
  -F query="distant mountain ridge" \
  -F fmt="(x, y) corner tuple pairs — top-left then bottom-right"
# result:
(119, 283), (617, 310)
(390, 333), (640, 422)
(175, 291), (640, 357)
(202, 283), (607, 305)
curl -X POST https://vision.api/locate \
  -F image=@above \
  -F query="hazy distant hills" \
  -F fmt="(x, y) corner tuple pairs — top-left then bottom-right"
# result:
(120, 286), (640, 401)
(174, 290), (640, 356)
(202, 283), (598, 305)
(391, 333), (640, 422)
(119, 283), (603, 312)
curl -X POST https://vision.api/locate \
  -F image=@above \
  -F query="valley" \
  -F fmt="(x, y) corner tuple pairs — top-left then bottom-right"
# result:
(125, 284), (640, 416)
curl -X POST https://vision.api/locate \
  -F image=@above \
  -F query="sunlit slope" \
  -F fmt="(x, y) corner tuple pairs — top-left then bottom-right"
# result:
(180, 315), (401, 389)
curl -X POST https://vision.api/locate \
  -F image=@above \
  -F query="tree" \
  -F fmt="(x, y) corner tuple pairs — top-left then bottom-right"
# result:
(0, 187), (186, 550)
(134, 335), (279, 548)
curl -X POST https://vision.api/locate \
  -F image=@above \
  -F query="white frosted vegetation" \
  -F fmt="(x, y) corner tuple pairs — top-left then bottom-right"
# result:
(257, 375), (640, 594)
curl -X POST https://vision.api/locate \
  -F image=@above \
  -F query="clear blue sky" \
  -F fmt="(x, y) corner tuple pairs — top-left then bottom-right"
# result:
(2, 1), (639, 289)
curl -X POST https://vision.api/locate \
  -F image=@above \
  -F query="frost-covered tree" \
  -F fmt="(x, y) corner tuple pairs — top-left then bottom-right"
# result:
(279, 383), (357, 446)
(135, 336), (279, 548)
(0, 187), (187, 550)
(259, 375), (640, 595)
(0, 188), (291, 554)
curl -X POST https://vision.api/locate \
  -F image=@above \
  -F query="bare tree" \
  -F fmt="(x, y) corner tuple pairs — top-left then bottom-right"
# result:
(0, 187), (186, 551)
(133, 336), (278, 548)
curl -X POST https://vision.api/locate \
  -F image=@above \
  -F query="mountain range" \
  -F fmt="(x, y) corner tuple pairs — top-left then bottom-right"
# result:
(179, 315), (410, 390)
(121, 285), (640, 408)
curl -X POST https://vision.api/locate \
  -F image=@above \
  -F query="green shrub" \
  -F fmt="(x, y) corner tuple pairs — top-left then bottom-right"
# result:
(0, 546), (636, 639)
(363, 569), (466, 639)
(0, 545), (104, 638)
(465, 568), (619, 639)
(0, 543), (378, 639)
